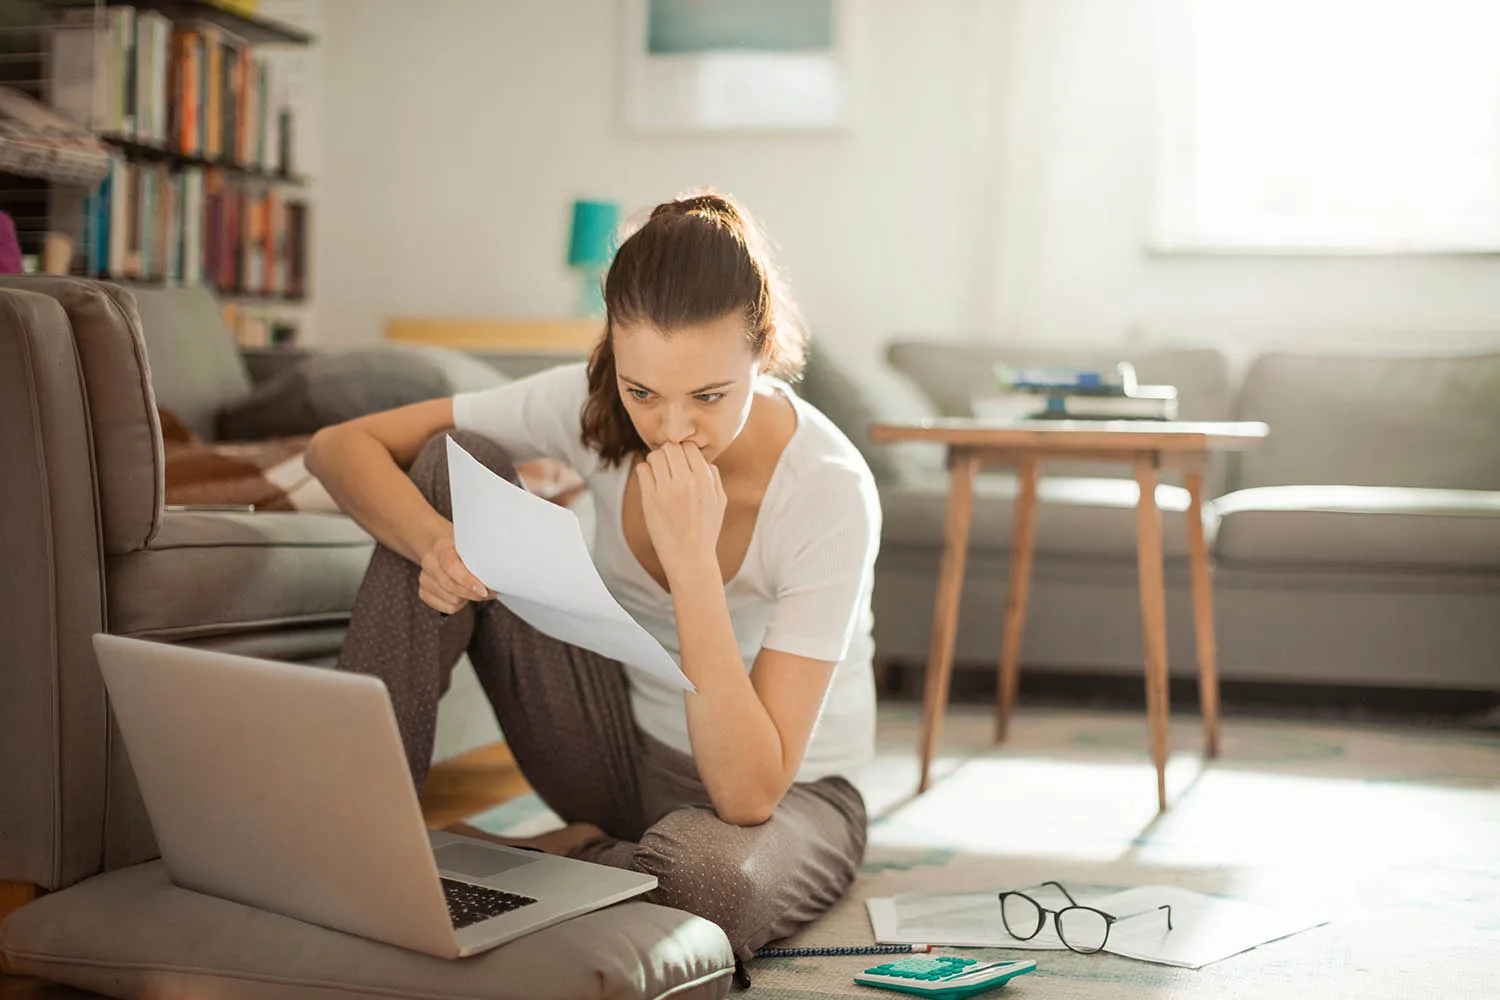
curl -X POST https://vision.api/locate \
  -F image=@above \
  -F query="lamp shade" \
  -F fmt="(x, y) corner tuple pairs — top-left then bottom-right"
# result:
(567, 199), (620, 269)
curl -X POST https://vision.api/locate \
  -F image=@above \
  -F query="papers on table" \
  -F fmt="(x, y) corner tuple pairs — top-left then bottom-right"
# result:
(446, 437), (693, 692)
(868, 884), (1327, 969)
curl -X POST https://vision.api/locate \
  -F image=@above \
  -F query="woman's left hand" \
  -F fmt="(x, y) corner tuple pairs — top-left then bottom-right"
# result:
(636, 442), (726, 582)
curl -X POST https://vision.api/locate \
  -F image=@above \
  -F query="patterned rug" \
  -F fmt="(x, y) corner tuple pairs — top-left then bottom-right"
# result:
(470, 705), (1500, 999)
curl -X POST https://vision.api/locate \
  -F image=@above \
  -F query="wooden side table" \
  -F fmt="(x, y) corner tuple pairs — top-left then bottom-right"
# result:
(869, 419), (1269, 811)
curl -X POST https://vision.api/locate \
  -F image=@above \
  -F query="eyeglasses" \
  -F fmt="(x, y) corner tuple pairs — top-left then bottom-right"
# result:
(998, 881), (1173, 955)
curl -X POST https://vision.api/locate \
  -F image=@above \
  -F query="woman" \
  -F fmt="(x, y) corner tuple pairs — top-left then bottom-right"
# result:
(306, 192), (881, 961)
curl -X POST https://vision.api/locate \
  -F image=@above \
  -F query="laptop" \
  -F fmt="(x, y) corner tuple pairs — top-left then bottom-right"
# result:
(92, 633), (656, 959)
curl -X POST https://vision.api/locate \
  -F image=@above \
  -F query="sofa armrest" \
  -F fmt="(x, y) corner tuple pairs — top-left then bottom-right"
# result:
(0, 289), (111, 890)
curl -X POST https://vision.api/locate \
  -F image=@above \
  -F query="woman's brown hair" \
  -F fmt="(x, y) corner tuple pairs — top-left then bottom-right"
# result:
(580, 191), (808, 467)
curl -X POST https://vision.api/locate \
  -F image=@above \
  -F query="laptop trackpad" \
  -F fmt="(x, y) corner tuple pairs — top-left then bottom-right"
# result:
(435, 842), (541, 878)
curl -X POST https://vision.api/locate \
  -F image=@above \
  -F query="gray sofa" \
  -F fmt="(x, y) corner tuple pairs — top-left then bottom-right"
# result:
(303, 332), (1500, 695)
(383, 334), (1500, 693)
(0, 276), (734, 999)
(874, 341), (1500, 692)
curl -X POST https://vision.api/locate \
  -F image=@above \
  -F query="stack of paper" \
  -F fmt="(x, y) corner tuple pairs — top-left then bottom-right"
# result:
(868, 884), (1327, 969)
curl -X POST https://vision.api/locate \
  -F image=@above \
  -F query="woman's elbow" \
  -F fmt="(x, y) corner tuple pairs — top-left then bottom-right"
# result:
(713, 788), (781, 827)
(304, 426), (339, 479)
(716, 804), (774, 828)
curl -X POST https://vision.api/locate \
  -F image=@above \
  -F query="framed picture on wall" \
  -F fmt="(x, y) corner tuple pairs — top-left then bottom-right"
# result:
(621, 0), (850, 133)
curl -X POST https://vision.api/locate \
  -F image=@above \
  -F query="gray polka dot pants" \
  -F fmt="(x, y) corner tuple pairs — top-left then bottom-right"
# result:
(337, 432), (868, 960)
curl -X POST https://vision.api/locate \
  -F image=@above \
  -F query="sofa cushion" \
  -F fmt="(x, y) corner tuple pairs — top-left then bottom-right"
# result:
(796, 341), (904, 484)
(130, 283), (254, 442)
(217, 345), (508, 441)
(1232, 351), (1500, 491)
(0, 860), (734, 1000)
(1211, 485), (1500, 571)
(882, 473), (1194, 559)
(797, 340), (944, 486)
(0, 274), (163, 554)
(106, 510), (374, 641)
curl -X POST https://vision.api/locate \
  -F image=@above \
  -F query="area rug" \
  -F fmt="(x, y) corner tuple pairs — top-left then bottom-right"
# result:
(469, 706), (1500, 998)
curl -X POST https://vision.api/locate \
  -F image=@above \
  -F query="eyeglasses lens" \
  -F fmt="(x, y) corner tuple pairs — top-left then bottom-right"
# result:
(1057, 907), (1110, 954)
(1000, 893), (1042, 939)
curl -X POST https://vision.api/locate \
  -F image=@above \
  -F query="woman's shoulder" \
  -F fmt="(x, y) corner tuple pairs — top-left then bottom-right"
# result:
(775, 396), (880, 525)
(450, 360), (600, 473)
(461, 360), (589, 404)
(782, 392), (876, 487)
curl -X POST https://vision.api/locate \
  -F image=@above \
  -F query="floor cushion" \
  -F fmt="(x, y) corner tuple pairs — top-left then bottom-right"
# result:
(0, 861), (734, 1000)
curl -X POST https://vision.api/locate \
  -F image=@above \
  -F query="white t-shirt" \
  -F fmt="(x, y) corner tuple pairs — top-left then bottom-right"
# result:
(452, 362), (879, 783)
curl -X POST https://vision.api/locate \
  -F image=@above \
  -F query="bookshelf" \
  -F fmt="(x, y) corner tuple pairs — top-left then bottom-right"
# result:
(47, 0), (316, 46)
(0, 0), (314, 343)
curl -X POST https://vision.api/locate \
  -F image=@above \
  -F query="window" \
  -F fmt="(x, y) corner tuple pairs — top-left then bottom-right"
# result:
(1153, 0), (1500, 253)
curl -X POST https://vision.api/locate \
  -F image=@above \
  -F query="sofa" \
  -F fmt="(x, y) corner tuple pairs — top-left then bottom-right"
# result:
(239, 328), (1500, 697)
(353, 331), (1500, 694)
(0, 276), (735, 999)
(874, 340), (1500, 693)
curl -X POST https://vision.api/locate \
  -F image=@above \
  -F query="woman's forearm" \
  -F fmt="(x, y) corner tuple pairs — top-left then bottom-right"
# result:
(306, 425), (449, 564)
(672, 558), (787, 825)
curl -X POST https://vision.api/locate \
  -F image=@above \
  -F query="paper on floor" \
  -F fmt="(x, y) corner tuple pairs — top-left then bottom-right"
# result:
(868, 883), (1327, 969)
(447, 437), (693, 691)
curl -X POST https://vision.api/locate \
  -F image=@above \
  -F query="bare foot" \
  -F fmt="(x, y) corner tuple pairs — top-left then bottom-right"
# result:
(445, 820), (606, 857)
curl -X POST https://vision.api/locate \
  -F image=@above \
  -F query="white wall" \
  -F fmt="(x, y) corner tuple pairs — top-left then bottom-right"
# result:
(312, 0), (1500, 383)
(314, 0), (988, 395)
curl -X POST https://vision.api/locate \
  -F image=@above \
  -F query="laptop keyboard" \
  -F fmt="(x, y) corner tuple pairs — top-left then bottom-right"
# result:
(441, 877), (538, 930)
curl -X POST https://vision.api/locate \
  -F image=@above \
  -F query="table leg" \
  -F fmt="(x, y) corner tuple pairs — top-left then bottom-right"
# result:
(1183, 467), (1221, 758)
(995, 457), (1041, 744)
(1134, 458), (1171, 812)
(917, 448), (980, 794)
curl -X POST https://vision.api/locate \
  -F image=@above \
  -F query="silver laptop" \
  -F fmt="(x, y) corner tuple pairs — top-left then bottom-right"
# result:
(92, 633), (655, 959)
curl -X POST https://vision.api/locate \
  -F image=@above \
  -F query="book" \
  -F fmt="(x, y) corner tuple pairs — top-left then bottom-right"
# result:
(978, 360), (1180, 421)
(1042, 394), (1178, 420)
(972, 393), (1178, 421)
(1000, 361), (1179, 398)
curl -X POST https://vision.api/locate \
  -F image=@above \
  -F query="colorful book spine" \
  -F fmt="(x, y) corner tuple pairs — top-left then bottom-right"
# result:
(204, 25), (223, 158)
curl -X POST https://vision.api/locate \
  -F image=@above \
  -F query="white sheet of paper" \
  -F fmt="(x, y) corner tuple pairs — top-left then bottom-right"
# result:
(1092, 885), (1327, 969)
(868, 885), (1326, 969)
(446, 437), (693, 692)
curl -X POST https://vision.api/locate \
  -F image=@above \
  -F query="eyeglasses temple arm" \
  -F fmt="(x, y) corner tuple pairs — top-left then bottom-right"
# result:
(1039, 881), (1080, 907)
(1112, 903), (1174, 931)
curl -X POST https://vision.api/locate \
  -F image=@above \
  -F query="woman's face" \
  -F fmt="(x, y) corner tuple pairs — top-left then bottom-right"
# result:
(611, 311), (760, 464)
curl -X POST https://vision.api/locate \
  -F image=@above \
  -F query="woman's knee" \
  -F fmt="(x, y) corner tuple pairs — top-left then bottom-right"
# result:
(637, 811), (761, 941)
(407, 431), (520, 510)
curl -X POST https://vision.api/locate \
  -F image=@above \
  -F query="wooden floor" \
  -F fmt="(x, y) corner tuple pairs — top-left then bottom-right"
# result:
(0, 743), (530, 999)
(418, 740), (533, 829)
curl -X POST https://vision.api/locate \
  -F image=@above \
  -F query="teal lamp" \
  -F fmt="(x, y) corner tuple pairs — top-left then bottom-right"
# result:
(567, 199), (619, 317)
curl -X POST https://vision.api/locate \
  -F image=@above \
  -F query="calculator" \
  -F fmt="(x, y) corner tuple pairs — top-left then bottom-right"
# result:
(853, 956), (1036, 998)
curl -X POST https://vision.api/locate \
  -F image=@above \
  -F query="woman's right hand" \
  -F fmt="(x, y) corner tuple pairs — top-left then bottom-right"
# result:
(419, 528), (493, 614)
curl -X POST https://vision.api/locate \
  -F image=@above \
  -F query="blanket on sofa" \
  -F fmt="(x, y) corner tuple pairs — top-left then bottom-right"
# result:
(161, 407), (335, 512)
(160, 407), (586, 512)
